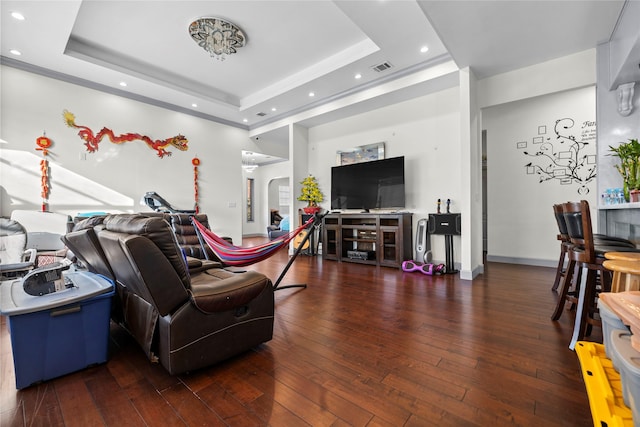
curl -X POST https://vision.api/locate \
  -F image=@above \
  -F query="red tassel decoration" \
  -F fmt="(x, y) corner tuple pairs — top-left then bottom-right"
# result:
(192, 157), (200, 214)
(36, 134), (52, 212)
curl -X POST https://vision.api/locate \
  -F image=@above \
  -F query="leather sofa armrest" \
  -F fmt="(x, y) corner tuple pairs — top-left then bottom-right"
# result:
(189, 270), (271, 313)
(185, 256), (222, 273)
(185, 256), (201, 270)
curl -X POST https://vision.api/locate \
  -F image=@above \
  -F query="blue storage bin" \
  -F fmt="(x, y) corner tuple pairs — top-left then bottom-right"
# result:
(0, 271), (113, 389)
(609, 329), (640, 425)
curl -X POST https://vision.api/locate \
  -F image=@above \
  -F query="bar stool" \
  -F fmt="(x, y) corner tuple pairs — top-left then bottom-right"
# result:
(552, 204), (573, 291)
(604, 252), (640, 292)
(554, 201), (640, 349)
(551, 204), (635, 291)
(604, 252), (640, 261)
(551, 203), (638, 318)
(603, 259), (640, 292)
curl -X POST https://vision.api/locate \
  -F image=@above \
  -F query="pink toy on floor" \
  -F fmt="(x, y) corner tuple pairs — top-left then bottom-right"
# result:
(401, 260), (446, 275)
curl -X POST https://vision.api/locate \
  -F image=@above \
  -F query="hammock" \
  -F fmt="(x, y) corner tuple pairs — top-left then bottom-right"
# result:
(191, 216), (314, 267)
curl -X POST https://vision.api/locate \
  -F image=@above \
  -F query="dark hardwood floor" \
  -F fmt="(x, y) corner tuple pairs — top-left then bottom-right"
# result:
(1, 239), (597, 426)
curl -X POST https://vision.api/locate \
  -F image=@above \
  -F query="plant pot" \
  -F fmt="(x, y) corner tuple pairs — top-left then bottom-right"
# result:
(303, 206), (321, 214)
(631, 189), (640, 203)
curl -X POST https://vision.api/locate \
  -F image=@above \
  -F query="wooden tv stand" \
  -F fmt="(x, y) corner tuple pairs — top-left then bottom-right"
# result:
(322, 212), (412, 268)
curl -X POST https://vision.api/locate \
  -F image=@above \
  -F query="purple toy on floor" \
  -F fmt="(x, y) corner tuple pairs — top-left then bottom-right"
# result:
(401, 260), (446, 275)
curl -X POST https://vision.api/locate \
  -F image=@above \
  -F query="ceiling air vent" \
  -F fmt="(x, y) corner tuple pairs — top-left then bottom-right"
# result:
(371, 62), (393, 72)
(256, 112), (267, 117)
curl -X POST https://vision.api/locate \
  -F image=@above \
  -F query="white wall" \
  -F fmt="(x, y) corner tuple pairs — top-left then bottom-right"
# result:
(0, 65), (254, 244)
(268, 177), (289, 213)
(459, 67), (483, 279)
(483, 86), (597, 265)
(478, 49), (596, 109)
(287, 123), (310, 239)
(241, 161), (290, 236)
(240, 168), (261, 237)
(308, 87), (462, 265)
(475, 49), (599, 266)
(596, 42), (640, 199)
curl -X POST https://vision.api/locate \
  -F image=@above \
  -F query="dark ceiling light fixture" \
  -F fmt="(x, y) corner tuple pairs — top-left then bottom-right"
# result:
(189, 17), (246, 61)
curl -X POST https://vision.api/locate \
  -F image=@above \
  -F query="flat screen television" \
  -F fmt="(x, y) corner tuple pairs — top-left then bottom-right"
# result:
(331, 156), (405, 211)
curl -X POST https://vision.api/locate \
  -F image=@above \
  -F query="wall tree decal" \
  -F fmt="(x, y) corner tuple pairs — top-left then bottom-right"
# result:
(519, 118), (596, 194)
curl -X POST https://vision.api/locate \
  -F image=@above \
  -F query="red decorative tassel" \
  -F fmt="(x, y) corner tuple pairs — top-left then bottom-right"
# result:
(192, 157), (200, 213)
(36, 134), (52, 211)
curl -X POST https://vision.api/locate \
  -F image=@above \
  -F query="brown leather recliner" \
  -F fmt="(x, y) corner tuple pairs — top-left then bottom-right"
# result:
(169, 213), (214, 259)
(61, 217), (124, 323)
(143, 212), (216, 260)
(72, 214), (274, 375)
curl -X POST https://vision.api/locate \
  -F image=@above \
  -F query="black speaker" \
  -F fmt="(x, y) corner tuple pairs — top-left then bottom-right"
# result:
(428, 213), (461, 235)
(414, 218), (432, 263)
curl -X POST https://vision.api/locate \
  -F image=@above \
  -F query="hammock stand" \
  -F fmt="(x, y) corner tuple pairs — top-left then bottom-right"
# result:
(191, 213), (324, 291)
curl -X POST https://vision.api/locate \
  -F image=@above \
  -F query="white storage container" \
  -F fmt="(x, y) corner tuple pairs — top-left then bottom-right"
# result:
(609, 329), (640, 426)
(599, 298), (630, 368)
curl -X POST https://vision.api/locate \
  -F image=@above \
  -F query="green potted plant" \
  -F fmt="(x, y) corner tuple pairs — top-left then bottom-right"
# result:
(298, 175), (324, 213)
(609, 138), (640, 202)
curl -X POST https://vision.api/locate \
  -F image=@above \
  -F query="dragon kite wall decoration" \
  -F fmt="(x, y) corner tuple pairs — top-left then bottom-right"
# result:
(63, 110), (188, 158)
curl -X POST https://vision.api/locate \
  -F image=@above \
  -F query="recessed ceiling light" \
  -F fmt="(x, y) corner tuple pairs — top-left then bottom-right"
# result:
(11, 12), (25, 21)
(355, 73), (362, 79)
(271, 107), (277, 112)
(243, 118), (248, 123)
(119, 81), (127, 87)
(192, 103), (198, 108)
(309, 92), (315, 97)
(9, 49), (21, 56)
(420, 46), (429, 53)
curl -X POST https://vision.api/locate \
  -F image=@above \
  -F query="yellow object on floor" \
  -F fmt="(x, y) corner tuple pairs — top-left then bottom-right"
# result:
(575, 341), (634, 427)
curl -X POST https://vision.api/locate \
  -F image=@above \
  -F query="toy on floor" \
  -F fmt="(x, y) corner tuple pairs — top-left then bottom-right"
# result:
(401, 260), (446, 275)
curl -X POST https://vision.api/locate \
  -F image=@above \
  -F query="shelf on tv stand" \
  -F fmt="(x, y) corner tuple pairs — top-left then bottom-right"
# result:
(321, 212), (412, 268)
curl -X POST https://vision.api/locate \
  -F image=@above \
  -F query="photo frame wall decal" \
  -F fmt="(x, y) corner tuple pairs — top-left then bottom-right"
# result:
(336, 142), (385, 165)
(519, 117), (596, 194)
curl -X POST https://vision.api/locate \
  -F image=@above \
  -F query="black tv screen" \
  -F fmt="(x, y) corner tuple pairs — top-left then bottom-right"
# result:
(331, 156), (405, 210)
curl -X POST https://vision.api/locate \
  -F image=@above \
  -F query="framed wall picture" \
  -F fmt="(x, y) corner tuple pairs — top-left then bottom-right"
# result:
(336, 142), (385, 165)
